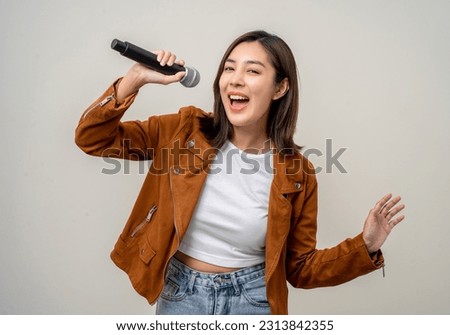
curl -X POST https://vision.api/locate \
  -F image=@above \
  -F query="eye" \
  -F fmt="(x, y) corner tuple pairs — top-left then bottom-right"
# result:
(247, 69), (260, 74)
(223, 66), (234, 72)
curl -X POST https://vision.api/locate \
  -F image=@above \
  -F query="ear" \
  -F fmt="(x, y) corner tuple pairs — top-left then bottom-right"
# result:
(273, 78), (289, 101)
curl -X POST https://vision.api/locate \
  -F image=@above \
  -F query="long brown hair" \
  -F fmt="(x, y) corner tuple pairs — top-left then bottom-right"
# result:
(200, 30), (301, 154)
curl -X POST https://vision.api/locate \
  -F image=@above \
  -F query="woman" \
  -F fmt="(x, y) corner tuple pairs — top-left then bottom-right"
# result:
(75, 30), (405, 315)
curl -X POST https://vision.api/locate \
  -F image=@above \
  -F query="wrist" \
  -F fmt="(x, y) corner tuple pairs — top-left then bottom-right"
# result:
(116, 70), (145, 103)
(366, 246), (377, 254)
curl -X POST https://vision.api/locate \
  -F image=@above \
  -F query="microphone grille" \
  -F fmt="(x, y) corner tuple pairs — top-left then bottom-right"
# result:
(180, 67), (200, 88)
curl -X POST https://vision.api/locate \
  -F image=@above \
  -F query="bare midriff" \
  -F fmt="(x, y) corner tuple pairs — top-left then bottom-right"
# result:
(174, 251), (242, 273)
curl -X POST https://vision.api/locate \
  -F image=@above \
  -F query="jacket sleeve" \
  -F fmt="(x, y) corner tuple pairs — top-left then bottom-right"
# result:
(74, 78), (184, 161)
(286, 168), (384, 289)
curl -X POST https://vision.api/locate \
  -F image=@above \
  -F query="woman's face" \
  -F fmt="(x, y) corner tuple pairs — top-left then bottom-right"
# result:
(219, 41), (286, 134)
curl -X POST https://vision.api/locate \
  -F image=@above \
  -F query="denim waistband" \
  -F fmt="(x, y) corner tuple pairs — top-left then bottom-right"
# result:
(169, 257), (265, 291)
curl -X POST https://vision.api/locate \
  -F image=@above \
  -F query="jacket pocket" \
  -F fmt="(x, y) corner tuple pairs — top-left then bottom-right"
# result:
(138, 238), (157, 265)
(130, 205), (158, 238)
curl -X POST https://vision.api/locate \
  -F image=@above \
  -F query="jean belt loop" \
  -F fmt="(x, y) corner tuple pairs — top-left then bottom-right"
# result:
(230, 272), (240, 296)
(187, 272), (197, 295)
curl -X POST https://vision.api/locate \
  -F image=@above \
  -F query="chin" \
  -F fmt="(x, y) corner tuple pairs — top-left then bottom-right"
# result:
(225, 112), (252, 128)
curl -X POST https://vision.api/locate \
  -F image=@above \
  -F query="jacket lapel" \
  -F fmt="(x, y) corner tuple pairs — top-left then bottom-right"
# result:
(169, 130), (217, 240)
(265, 152), (304, 280)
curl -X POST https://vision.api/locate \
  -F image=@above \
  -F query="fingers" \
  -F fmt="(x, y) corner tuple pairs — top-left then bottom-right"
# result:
(375, 193), (406, 226)
(386, 207), (405, 232)
(162, 71), (186, 85)
(375, 193), (401, 214)
(150, 50), (186, 85)
(373, 193), (392, 213)
(155, 50), (185, 67)
(380, 195), (402, 215)
(389, 214), (405, 227)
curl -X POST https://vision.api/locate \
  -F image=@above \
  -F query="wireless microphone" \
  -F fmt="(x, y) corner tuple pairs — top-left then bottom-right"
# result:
(111, 39), (200, 88)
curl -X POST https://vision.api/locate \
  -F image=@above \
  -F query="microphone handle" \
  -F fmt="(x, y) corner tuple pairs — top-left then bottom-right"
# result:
(111, 39), (185, 75)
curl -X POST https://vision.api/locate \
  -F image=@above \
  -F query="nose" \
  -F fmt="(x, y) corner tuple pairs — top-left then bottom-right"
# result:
(229, 69), (245, 87)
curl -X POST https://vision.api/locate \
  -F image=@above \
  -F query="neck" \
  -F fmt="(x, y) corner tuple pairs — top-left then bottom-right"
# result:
(231, 128), (272, 154)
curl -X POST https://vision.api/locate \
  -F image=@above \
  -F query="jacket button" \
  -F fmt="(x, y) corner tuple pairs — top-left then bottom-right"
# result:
(173, 167), (180, 175)
(295, 182), (301, 189)
(187, 139), (195, 148)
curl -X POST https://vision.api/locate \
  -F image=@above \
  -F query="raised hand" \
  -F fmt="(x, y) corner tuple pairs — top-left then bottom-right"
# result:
(362, 193), (406, 253)
(116, 50), (186, 102)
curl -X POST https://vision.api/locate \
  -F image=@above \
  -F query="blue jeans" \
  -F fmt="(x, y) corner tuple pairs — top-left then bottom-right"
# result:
(156, 257), (270, 315)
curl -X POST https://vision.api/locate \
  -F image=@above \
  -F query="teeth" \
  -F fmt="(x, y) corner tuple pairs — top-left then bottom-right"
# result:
(229, 95), (248, 101)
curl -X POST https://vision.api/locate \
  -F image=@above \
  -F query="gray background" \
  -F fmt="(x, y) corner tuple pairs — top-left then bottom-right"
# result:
(1, 0), (449, 314)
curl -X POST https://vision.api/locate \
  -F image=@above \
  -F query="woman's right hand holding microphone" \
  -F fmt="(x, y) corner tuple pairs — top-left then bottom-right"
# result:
(116, 50), (186, 102)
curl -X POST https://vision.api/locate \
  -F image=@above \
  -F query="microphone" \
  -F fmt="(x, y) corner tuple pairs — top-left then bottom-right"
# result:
(111, 39), (200, 88)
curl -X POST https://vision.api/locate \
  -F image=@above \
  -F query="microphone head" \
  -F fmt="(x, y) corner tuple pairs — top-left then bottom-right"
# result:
(180, 66), (200, 88)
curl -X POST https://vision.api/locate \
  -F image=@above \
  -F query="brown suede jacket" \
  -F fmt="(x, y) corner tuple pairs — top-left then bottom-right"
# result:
(75, 79), (384, 314)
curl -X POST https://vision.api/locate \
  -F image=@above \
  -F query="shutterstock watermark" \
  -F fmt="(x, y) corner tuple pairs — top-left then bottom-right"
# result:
(302, 139), (348, 174)
(100, 138), (348, 176)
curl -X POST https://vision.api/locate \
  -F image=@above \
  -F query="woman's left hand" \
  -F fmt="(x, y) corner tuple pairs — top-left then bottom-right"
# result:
(362, 193), (406, 253)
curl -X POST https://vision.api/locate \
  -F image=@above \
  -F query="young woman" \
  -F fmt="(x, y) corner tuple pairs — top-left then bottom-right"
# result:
(75, 30), (405, 315)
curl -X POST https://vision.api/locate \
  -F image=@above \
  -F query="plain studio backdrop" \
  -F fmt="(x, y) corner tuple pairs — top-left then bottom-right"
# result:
(1, 0), (449, 315)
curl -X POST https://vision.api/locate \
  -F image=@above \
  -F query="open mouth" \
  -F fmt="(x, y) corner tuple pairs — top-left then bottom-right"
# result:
(229, 94), (250, 110)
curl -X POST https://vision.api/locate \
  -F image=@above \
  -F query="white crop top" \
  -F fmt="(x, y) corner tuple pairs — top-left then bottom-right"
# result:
(178, 140), (273, 268)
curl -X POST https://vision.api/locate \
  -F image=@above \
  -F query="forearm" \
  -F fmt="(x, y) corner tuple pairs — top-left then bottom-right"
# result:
(287, 233), (384, 289)
(74, 79), (145, 158)
(75, 51), (186, 157)
(115, 64), (148, 103)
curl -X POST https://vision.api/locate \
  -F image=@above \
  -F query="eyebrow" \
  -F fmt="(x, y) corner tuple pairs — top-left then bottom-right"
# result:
(225, 58), (266, 68)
